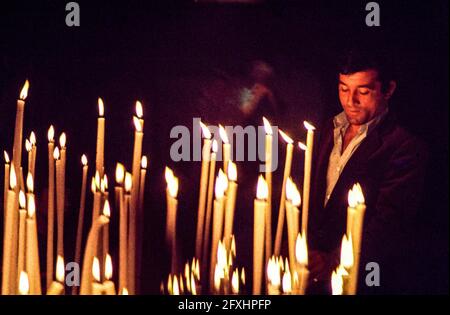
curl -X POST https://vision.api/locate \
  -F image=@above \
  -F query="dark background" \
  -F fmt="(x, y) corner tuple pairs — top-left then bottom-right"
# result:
(0, 0), (448, 294)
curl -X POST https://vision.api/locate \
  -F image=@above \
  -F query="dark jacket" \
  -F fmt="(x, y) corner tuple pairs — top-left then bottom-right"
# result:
(308, 111), (428, 294)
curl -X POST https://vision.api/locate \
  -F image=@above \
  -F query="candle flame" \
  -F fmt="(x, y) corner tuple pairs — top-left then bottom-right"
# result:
(303, 121), (316, 131)
(228, 161), (237, 181)
(95, 171), (101, 190)
(121, 288), (129, 295)
(165, 167), (179, 198)
(125, 172), (132, 193)
(19, 271), (30, 294)
(214, 264), (223, 292)
(98, 98), (104, 117)
(91, 178), (96, 193)
(353, 183), (365, 204)
(184, 263), (190, 284)
(48, 125), (55, 142)
(133, 116), (143, 132)
(4, 151), (10, 163)
(347, 187), (358, 208)
(103, 200), (111, 218)
(19, 80), (30, 100)
(59, 132), (66, 148)
(141, 155), (148, 169)
(135, 101), (143, 118)
(285, 177), (294, 202)
(279, 129), (293, 144)
(267, 257), (281, 286)
(232, 269), (239, 294)
(217, 241), (227, 270)
(331, 270), (343, 295)
(291, 180), (301, 207)
(30, 131), (36, 145)
(53, 147), (60, 160)
(19, 190), (26, 209)
(199, 121), (212, 139)
(215, 169), (228, 199)
(190, 273), (197, 295)
(25, 139), (32, 152)
(212, 139), (218, 153)
(298, 141), (307, 151)
(26, 172), (34, 193)
(340, 234), (354, 269)
(56, 255), (65, 283)
(27, 195), (36, 218)
(81, 154), (88, 166)
(194, 259), (200, 280)
(262, 117), (273, 135)
(295, 233), (308, 266)
(92, 257), (101, 282)
(256, 175), (268, 200)
(219, 124), (229, 144)
(105, 254), (113, 280)
(173, 275), (180, 295)
(282, 269), (292, 293)
(115, 163), (125, 184)
(167, 274), (172, 295)
(231, 235), (236, 257)
(9, 165), (17, 189)
(179, 273), (184, 294)
(102, 175), (108, 191)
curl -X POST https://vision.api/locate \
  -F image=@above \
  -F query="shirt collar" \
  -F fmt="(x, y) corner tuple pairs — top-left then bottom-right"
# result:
(333, 107), (389, 134)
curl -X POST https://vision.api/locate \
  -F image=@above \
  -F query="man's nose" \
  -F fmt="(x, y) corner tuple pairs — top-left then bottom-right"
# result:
(346, 91), (359, 107)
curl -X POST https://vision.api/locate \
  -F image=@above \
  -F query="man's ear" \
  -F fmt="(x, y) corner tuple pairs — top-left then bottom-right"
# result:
(384, 80), (397, 100)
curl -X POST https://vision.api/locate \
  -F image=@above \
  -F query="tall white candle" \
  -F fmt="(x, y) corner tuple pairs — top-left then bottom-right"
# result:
(301, 121), (315, 236)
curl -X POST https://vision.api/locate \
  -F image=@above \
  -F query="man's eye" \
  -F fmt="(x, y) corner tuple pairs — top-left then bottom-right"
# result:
(340, 87), (348, 92)
(359, 89), (369, 95)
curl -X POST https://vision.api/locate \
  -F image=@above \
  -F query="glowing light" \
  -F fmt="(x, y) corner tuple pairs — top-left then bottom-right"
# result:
(295, 233), (308, 266)
(53, 147), (60, 160)
(81, 154), (88, 166)
(348, 187), (358, 208)
(199, 121), (212, 139)
(92, 257), (101, 282)
(340, 234), (354, 269)
(173, 275), (180, 295)
(298, 141), (307, 151)
(30, 132), (36, 145)
(121, 288), (129, 295)
(19, 271), (29, 294)
(115, 163), (125, 184)
(59, 132), (66, 148)
(98, 98), (104, 117)
(103, 200), (111, 218)
(165, 167), (179, 198)
(9, 165), (17, 190)
(212, 139), (218, 153)
(353, 183), (365, 204)
(215, 169), (228, 199)
(19, 190), (26, 209)
(20, 80), (29, 100)
(232, 269), (239, 294)
(282, 269), (292, 294)
(135, 101), (143, 118)
(141, 156), (148, 169)
(48, 125), (55, 142)
(105, 254), (113, 280)
(256, 175), (268, 200)
(27, 195), (36, 218)
(133, 116), (142, 132)
(25, 139), (31, 152)
(56, 255), (65, 283)
(279, 129), (293, 144)
(228, 161), (237, 181)
(125, 172), (132, 193)
(26, 173), (34, 193)
(331, 270), (343, 295)
(303, 121), (316, 131)
(4, 151), (10, 163)
(263, 117), (273, 135)
(219, 125), (229, 144)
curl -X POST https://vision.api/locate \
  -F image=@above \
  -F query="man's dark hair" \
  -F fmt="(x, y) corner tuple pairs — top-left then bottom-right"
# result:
(337, 46), (397, 93)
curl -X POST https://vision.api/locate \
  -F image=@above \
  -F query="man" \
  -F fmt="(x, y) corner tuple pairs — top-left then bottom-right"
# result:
(307, 48), (428, 294)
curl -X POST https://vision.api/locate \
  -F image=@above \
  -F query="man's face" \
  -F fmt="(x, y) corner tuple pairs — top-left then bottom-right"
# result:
(338, 69), (389, 126)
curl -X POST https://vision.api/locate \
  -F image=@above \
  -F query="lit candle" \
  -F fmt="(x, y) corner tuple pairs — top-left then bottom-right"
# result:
(47, 255), (65, 295)
(96, 97), (105, 176)
(120, 172), (131, 293)
(73, 154), (88, 295)
(3, 151), (10, 219)
(282, 262), (292, 295)
(340, 234), (354, 294)
(92, 171), (101, 224)
(25, 192), (42, 294)
(165, 167), (179, 274)
(294, 233), (309, 295)
(285, 177), (299, 272)
(18, 271), (30, 295)
(331, 265), (347, 295)
(103, 254), (116, 295)
(17, 190), (27, 284)
(102, 199), (111, 274)
(267, 257), (281, 295)
(115, 163), (125, 213)
(201, 140), (218, 283)
(223, 161), (237, 251)
(47, 125), (56, 289)
(25, 138), (32, 178)
(29, 132), (36, 179)
(80, 202), (110, 295)
(231, 269), (239, 294)
(130, 111), (144, 294)
(219, 125), (231, 174)
(253, 175), (267, 295)
(92, 257), (103, 295)
(209, 169), (228, 291)
(195, 121), (211, 261)
(136, 155), (147, 289)
(262, 117), (273, 262)
(301, 121), (315, 236)
(12, 80), (29, 188)
(274, 130), (294, 256)
(56, 133), (66, 259)
(348, 183), (366, 295)
(1, 166), (16, 294)
(346, 188), (357, 239)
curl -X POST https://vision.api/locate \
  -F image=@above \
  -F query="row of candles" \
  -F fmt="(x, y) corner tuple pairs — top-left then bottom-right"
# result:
(162, 114), (367, 295)
(2, 81), (147, 294)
